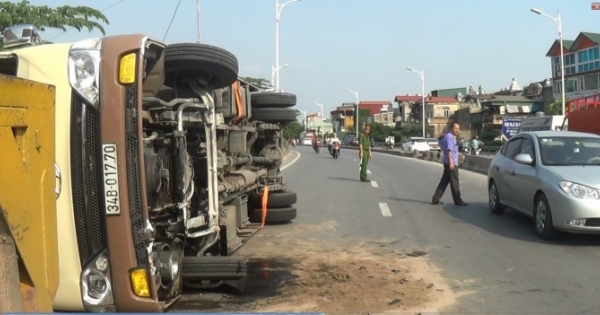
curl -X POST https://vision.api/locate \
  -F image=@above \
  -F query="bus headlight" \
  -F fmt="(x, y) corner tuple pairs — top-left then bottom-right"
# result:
(81, 250), (114, 310)
(68, 38), (101, 107)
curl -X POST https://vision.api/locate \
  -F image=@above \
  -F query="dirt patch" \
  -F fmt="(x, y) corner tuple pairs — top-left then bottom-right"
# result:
(236, 240), (455, 313)
(175, 222), (457, 314)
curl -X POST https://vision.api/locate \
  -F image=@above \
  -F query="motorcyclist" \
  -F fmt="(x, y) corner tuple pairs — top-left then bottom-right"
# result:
(328, 133), (341, 154)
(313, 135), (320, 153)
(471, 136), (481, 155)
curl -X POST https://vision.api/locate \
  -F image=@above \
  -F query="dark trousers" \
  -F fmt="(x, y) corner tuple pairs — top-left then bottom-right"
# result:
(432, 163), (462, 204)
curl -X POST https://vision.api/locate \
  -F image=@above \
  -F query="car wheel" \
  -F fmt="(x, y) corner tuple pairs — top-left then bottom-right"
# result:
(533, 194), (557, 240)
(164, 43), (239, 89)
(488, 180), (505, 215)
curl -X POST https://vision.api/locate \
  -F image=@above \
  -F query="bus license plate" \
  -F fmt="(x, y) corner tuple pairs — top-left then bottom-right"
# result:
(102, 143), (121, 215)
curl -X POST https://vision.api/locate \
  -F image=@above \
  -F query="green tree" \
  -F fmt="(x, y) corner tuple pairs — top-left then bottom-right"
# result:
(398, 122), (433, 139)
(0, 0), (108, 48)
(547, 98), (570, 115)
(283, 121), (303, 140)
(239, 77), (272, 90)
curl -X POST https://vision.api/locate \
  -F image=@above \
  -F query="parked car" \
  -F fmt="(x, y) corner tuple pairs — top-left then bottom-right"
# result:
(351, 137), (359, 146)
(427, 138), (440, 151)
(487, 131), (600, 239)
(400, 137), (431, 153)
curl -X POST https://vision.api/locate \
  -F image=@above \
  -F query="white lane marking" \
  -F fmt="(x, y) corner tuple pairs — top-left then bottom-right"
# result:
(367, 169), (372, 174)
(371, 181), (378, 188)
(353, 159), (357, 162)
(281, 151), (301, 171)
(379, 202), (392, 217)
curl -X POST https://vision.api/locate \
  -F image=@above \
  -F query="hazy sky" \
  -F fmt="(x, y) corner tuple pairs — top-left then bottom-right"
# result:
(33, 0), (599, 115)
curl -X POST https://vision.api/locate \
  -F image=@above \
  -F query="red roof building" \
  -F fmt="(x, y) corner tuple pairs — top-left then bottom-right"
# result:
(358, 101), (393, 116)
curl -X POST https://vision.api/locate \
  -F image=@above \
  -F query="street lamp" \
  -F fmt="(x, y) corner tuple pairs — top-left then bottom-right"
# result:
(271, 63), (290, 89)
(345, 89), (359, 136)
(313, 102), (324, 136)
(275, 0), (300, 92)
(531, 8), (566, 115)
(407, 67), (426, 137)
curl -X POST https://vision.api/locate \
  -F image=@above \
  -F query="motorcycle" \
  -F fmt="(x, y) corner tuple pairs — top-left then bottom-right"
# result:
(314, 142), (320, 154)
(385, 141), (394, 150)
(330, 142), (340, 159)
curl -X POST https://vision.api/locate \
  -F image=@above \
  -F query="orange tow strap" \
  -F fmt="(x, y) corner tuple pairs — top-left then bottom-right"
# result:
(231, 81), (244, 125)
(260, 186), (269, 228)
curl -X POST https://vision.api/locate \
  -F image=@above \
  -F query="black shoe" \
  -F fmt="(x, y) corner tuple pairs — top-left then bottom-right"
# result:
(454, 201), (469, 206)
(431, 201), (443, 205)
(360, 179), (371, 182)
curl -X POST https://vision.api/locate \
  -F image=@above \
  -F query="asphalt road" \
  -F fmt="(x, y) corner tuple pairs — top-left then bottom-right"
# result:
(278, 145), (600, 313)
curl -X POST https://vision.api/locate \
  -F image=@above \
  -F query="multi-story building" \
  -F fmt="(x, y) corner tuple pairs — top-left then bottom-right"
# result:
(413, 96), (461, 137)
(546, 32), (600, 99)
(393, 95), (422, 123)
(330, 101), (393, 132)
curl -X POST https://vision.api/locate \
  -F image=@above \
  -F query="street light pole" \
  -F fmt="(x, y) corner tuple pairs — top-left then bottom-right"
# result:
(345, 89), (359, 136)
(301, 110), (307, 132)
(196, 0), (201, 43)
(531, 8), (566, 115)
(407, 67), (426, 137)
(271, 63), (290, 89)
(275, 0), (300, 92)
(313, 102), (324, 136)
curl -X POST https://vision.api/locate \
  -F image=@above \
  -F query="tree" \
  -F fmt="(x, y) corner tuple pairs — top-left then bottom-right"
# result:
(0, 0), (108, 48)
(547, 98), (570, 115)
(283, 121), (303, 140)
(239, 77), (272, 90)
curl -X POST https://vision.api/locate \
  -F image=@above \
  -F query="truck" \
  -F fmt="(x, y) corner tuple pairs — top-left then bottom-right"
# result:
(0, 74), (58, 313)
(562, 93), (600, 135)
(0, 24), (299, 312)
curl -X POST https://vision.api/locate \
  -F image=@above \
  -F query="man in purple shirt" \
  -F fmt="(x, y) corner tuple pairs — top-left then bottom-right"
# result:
(431, 122), (468, 206)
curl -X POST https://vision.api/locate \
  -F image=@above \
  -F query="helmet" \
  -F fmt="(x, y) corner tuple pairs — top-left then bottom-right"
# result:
(333, 133), (337, 137)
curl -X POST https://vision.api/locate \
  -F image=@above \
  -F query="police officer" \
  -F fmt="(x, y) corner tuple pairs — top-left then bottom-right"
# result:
(359, 124), (373, 182)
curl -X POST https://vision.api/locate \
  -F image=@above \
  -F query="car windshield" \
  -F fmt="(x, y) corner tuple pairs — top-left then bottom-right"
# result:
(427, 138), (438, 143)
(411, 138), (426, 143)
(538, 136), (600, 166)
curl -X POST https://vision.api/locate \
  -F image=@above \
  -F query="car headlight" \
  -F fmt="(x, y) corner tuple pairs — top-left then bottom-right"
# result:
(68, 38), (101, 107)
(81, 250), (114, 310)
(559, 181), (600, 199)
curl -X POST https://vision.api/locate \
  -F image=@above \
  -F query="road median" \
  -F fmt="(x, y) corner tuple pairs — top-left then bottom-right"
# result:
(341, 145), (493, 175)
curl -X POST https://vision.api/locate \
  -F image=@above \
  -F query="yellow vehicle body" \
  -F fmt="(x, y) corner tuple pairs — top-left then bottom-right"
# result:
(0, 74), (58, 312)
(0, 43), (84, 311)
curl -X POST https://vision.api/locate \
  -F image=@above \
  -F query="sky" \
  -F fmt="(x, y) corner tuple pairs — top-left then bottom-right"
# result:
(28, 0), (600, 116)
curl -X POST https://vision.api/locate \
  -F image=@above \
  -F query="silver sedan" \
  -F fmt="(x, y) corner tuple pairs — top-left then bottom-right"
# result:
(487, 131), (600, 240)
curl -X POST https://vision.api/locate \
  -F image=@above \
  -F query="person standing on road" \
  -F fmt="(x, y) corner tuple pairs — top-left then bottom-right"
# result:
(431, 122), (468, 206)
(359, 124), (373, 182)
(471, 136), (480, 155)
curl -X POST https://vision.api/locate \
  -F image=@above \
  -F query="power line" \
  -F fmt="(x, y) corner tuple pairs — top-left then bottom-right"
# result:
(163, 0), (183, 42)
(49, 0), (129, 41)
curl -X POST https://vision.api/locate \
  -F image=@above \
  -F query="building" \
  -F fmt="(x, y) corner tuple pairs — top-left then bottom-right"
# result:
(358, 101), (393, 116)
(546, 32), (600, 99)
(306, 113), (333, 134)
(413, 96), (461, 137)
(431, 87), (467, 98)
(393, 95), (422, 123)
(329, 103), (356, 132)
(470, 95), (537, 134)
(372, 112), (394, 126)
(330, 100), (393, 131)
